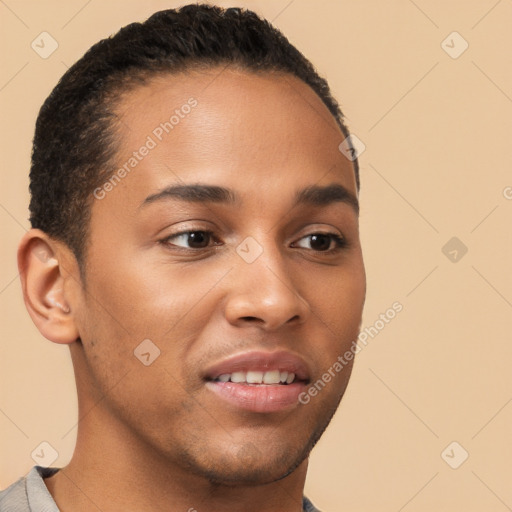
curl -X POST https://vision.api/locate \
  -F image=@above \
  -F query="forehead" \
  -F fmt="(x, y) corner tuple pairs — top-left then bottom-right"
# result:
(104, 67), (356, 205)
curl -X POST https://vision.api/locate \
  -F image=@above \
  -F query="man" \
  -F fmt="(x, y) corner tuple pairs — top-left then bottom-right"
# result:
(1, 4), (365, 511)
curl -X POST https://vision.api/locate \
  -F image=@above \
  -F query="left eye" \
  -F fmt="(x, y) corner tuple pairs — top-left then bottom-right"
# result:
(293, 233), (345, 252)
(163, 230), (216, 249)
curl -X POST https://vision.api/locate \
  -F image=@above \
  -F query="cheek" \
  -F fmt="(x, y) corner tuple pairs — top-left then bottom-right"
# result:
(78, 255), (225, 386)
(315, 260), (365, 320)
(309, 261), (366, 366)
(75, 282), (200, 433)
(83, 257), (187, 337)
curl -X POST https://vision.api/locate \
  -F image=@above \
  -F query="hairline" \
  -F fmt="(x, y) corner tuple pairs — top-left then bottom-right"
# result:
(76, 65), (358, 277)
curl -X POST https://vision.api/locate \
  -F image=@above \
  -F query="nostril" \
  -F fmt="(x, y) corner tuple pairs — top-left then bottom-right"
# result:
(240, 316), (261, 322)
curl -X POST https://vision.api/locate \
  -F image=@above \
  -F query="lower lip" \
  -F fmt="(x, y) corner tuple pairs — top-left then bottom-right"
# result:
(205, 381), (306, 413)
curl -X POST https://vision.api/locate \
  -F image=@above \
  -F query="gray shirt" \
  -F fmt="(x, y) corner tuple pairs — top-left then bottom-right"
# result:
(0, 466), (321, 511)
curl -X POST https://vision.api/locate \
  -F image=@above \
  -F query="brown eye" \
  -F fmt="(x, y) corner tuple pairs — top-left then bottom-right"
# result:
(293, 233), (346, 252)
(309, 234), (332, 251)
(163, 230), (214, 249)
(186, 231), (210, 248)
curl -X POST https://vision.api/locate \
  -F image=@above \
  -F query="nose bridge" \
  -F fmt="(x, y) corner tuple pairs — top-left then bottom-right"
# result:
(242, 235), (296, 294)
(224, 236), (309, 329)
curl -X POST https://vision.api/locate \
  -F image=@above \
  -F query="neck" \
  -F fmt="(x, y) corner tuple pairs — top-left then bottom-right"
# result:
(45, 420), (308, 512)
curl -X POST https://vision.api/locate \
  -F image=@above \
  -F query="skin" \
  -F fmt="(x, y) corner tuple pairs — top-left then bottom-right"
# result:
(18, 68), (366, 512)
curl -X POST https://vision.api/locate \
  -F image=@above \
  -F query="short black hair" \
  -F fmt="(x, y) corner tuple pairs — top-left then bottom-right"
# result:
(29, 3), (358, 266)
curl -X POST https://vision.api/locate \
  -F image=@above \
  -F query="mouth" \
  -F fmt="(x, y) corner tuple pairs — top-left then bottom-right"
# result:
(203, 350), (311, 413)
(213, 369), (298, 385)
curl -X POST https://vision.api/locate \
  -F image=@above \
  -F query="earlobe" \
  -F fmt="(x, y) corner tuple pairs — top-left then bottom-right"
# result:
(17, 229), (79, 345)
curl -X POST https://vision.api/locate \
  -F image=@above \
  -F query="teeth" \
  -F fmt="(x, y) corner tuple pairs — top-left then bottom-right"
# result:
(216, 370), (296, 385)
(263, 370), (281, 384)
(231, 372), (246, 383)
(246, 371), (263, 384)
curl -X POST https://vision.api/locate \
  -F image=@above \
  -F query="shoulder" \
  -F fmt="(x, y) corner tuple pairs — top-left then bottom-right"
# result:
(0, 466), (60, 512)
(0, 473), (29, 512)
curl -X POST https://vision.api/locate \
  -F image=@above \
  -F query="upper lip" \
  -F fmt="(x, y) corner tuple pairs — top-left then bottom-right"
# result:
(203, 350), (311, 382)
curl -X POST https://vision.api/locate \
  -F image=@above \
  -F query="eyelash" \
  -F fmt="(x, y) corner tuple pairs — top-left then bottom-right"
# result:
(160, 230), (348, 254)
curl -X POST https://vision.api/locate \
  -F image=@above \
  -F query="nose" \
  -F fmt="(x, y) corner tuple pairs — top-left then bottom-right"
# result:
(224, 248), (310, 331)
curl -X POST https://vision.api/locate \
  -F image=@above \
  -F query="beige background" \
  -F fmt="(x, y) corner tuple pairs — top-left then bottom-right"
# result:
(1, 0), (511, 510)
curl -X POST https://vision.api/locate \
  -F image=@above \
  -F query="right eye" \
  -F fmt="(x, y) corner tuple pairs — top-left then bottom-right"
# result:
(161, 230), (218, 249)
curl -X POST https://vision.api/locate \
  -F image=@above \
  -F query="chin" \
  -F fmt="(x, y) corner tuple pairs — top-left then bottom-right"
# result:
(161, 389), (345, 487)
(184, 424), (329, 488)
(170, 436), (307, 487)
(203, 455), (306, 487)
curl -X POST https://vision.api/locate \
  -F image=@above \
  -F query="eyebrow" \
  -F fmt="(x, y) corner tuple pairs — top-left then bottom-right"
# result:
(142, 184), (237, 206)
(295, 184), (359, 214)
(141, 182), (359, 214)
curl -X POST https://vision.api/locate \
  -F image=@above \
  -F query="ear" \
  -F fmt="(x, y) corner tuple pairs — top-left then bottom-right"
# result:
(17, 229), (80, 344)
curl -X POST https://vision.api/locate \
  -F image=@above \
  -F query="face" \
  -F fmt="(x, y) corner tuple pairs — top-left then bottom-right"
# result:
(71, 68), (365, 485)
